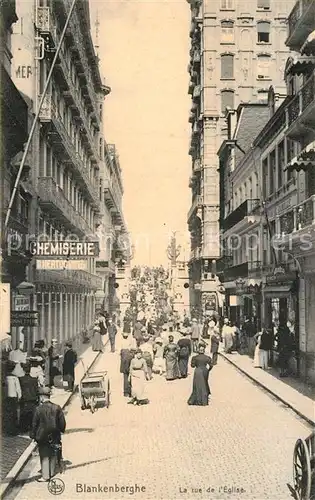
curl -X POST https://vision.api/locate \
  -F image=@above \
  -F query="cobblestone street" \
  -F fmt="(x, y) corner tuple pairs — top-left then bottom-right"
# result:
(10, 337), (312, 500)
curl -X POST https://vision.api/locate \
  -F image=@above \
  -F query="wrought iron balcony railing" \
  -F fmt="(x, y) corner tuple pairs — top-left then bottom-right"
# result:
(279, 194), (315, 236)
(37, 177), (92, 236)
(38, 94), (100, 209)
(223, 199), (260, 231)
(287, 72), (315, 128)
(187, 194), (203, 222)
(287, 0), (315, 48)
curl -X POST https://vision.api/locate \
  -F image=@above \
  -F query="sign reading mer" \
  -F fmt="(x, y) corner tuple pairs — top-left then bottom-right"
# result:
(30, 241), (99, 257)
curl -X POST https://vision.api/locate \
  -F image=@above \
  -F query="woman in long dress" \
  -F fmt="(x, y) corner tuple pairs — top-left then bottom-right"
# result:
(91, 325), (103, 352)
(152, 337), (165, 375)
(188, 344), (213, 406)
(222, 319), (234, 353)
(163, 335), (180, 380)
(128, 350), (149, 405)
(188, 345), (212, 406)
(177, 331), (191, 378)
(253, 331), (262, 367)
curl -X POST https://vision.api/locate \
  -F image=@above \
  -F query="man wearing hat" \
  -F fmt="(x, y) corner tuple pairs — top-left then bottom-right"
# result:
(120, 332), (136, 397)
(140, 332), (154, 380)
(62, 342), (78, 392)
(191, 319), (200, 353)
(48, 339), (63, 388)
(177, 330), (192, 378)
(30, 387), (66, 482)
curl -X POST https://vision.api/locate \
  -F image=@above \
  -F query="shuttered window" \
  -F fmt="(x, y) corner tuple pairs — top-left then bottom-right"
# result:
(221, 21), (234, 43)
(221, 54), (234, 78)
(221, 90), (234, 112)
(221, 0), (233, 8)
(258, 0), (270, 8)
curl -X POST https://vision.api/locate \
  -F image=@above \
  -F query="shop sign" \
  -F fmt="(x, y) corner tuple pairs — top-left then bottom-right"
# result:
(36, 259), (88, 270)
(29, 241), (99, 258)
(11, 311), (39, 327)
(14, 295), (30, 310)
(266, 193), (297, 219)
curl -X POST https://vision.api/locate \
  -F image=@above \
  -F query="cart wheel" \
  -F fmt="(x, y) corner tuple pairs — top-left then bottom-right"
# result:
(105, 380), (110, 408)
(293, 439), (311, 500)
(81, 397), (86, 410)
(90, 395), (96, 414)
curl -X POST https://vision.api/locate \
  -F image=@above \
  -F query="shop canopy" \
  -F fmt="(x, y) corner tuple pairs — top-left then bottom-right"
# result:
(263, 284), (292, 299)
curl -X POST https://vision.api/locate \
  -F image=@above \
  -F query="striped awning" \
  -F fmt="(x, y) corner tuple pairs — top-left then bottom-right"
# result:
(285, 141), (315, 172)
(285, 55), (315, 75)
(301, 30), (315, 56)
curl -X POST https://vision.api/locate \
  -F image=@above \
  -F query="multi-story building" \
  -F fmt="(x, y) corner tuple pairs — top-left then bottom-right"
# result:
(186, 0), (295, 315)
(218, 0), (315, 382)
(1, 0), (31, 348)
(7, 0), (127, 350)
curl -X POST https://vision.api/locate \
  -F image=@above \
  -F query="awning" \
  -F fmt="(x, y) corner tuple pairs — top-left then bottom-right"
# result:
(223, 281), (236, 290)
(285, 55), (315, 76)
(301, 30), (315, 56)
(263, 284), (292, 299)
(285, 141), (315, 172)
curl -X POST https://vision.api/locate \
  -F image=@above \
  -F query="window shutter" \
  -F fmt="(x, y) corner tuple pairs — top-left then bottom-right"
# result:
(258, 0), (270, 7)
(257, 22), (270, 33)
(221, 55), (234, 78)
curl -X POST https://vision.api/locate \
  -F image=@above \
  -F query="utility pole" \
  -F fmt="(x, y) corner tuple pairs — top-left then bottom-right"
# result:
(4, 0), (78, 234)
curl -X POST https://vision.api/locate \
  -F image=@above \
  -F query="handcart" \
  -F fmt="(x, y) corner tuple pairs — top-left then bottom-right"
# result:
(292, 431), (315, 499)
(79, 360), (110, 413)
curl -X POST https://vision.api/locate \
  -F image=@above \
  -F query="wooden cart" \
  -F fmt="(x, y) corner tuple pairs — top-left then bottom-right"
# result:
(79, 361), (110, 413)
(292, 431), (315, 500)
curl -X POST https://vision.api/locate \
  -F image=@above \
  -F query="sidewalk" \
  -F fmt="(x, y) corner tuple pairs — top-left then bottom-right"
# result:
(219, 350), (315, 426)
(0, 339), (107, 498)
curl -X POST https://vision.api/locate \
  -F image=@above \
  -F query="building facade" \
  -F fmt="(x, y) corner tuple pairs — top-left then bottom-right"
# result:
(5, 0), (127, 350)
(1, 0), (31, 348)
(218, 0), (315, 383)
(186, 0), (295, 315)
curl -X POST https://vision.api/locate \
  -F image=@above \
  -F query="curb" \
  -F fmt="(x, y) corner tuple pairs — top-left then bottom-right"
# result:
(219, 352), (315, 427)
(0, 343), (107, 499)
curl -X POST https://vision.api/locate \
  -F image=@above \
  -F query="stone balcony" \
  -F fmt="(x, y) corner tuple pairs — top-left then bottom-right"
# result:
(38, 94), (100, 210)
(37, 177), (92, 237)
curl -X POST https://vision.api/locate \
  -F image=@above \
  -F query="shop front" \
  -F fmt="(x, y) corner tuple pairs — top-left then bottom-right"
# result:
(263, 267), (299, 374)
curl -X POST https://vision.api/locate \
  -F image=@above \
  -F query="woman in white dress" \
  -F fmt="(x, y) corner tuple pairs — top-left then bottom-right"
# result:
(128, 350), (149, 405)
(253, 331), (262, 368)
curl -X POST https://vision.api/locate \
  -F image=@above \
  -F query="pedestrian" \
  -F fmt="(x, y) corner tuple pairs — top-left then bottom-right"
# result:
(209, 319), (220, 365)
(177, 330), (191, 378)
(187, 344), (213, 406)
(30, 387), (66, 482)
(152, 337), (165, 375)
(108, 318), (118, 353)
(48, 339), (63, 388)
(62, 342), (78, 392)
(191, 318), (200, 353)
(253, 331), (263, 368)
(244, 318), (256, 357)
(98, 312), (107, 336)
(276, 322), (293, 377)
(222, 319), (234, 354)
(5, 360), (22, 435)
(19, 363), (39, 433)
(133, 319), (144, 345)
(163, 335), (180, 381)
(120, 332), (136, 397)
(128, 350), (150, 406)
(9, 342), (27, 378)
(259, 328), (273, 370)
(140, 333), (154, 380)
(202, 318), (210, 339)
(92, 322), (104, 352)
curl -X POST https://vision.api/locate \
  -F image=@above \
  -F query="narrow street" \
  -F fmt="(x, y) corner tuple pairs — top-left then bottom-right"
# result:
(9, 335), (311, 500)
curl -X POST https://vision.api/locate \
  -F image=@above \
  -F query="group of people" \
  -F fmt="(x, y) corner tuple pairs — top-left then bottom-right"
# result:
(116, 316), (219, 407)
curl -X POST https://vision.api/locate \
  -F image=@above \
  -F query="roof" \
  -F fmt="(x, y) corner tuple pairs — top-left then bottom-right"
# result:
(233, 104), (270, 165)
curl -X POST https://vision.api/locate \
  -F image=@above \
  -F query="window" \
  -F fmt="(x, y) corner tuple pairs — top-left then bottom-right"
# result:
(257, 90), (268, 102)
(221, 0), (233, 8)
(269, 150), (276, 195)
(257, 0), (270, 9)
(287, 138), (295, 181)
(221, 54), (234, 79)
(221, 21), (234, 43)
(257, 55), (271, 79)
(257, 21), (270, 43)
(221, 90), (234, 112)
(262, 158), (268, 199)
(277, 141), (285, 190)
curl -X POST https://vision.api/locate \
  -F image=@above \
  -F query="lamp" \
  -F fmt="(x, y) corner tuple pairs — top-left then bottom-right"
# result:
(16, 281), (35, 296)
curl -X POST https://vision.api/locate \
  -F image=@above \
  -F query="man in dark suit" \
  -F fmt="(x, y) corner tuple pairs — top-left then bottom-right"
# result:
(30, 387), (66, 482)
(19, 363), (39, 433)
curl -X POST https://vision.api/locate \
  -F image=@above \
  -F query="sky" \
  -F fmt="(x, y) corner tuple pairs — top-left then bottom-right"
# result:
(90, 0), (191, 266)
